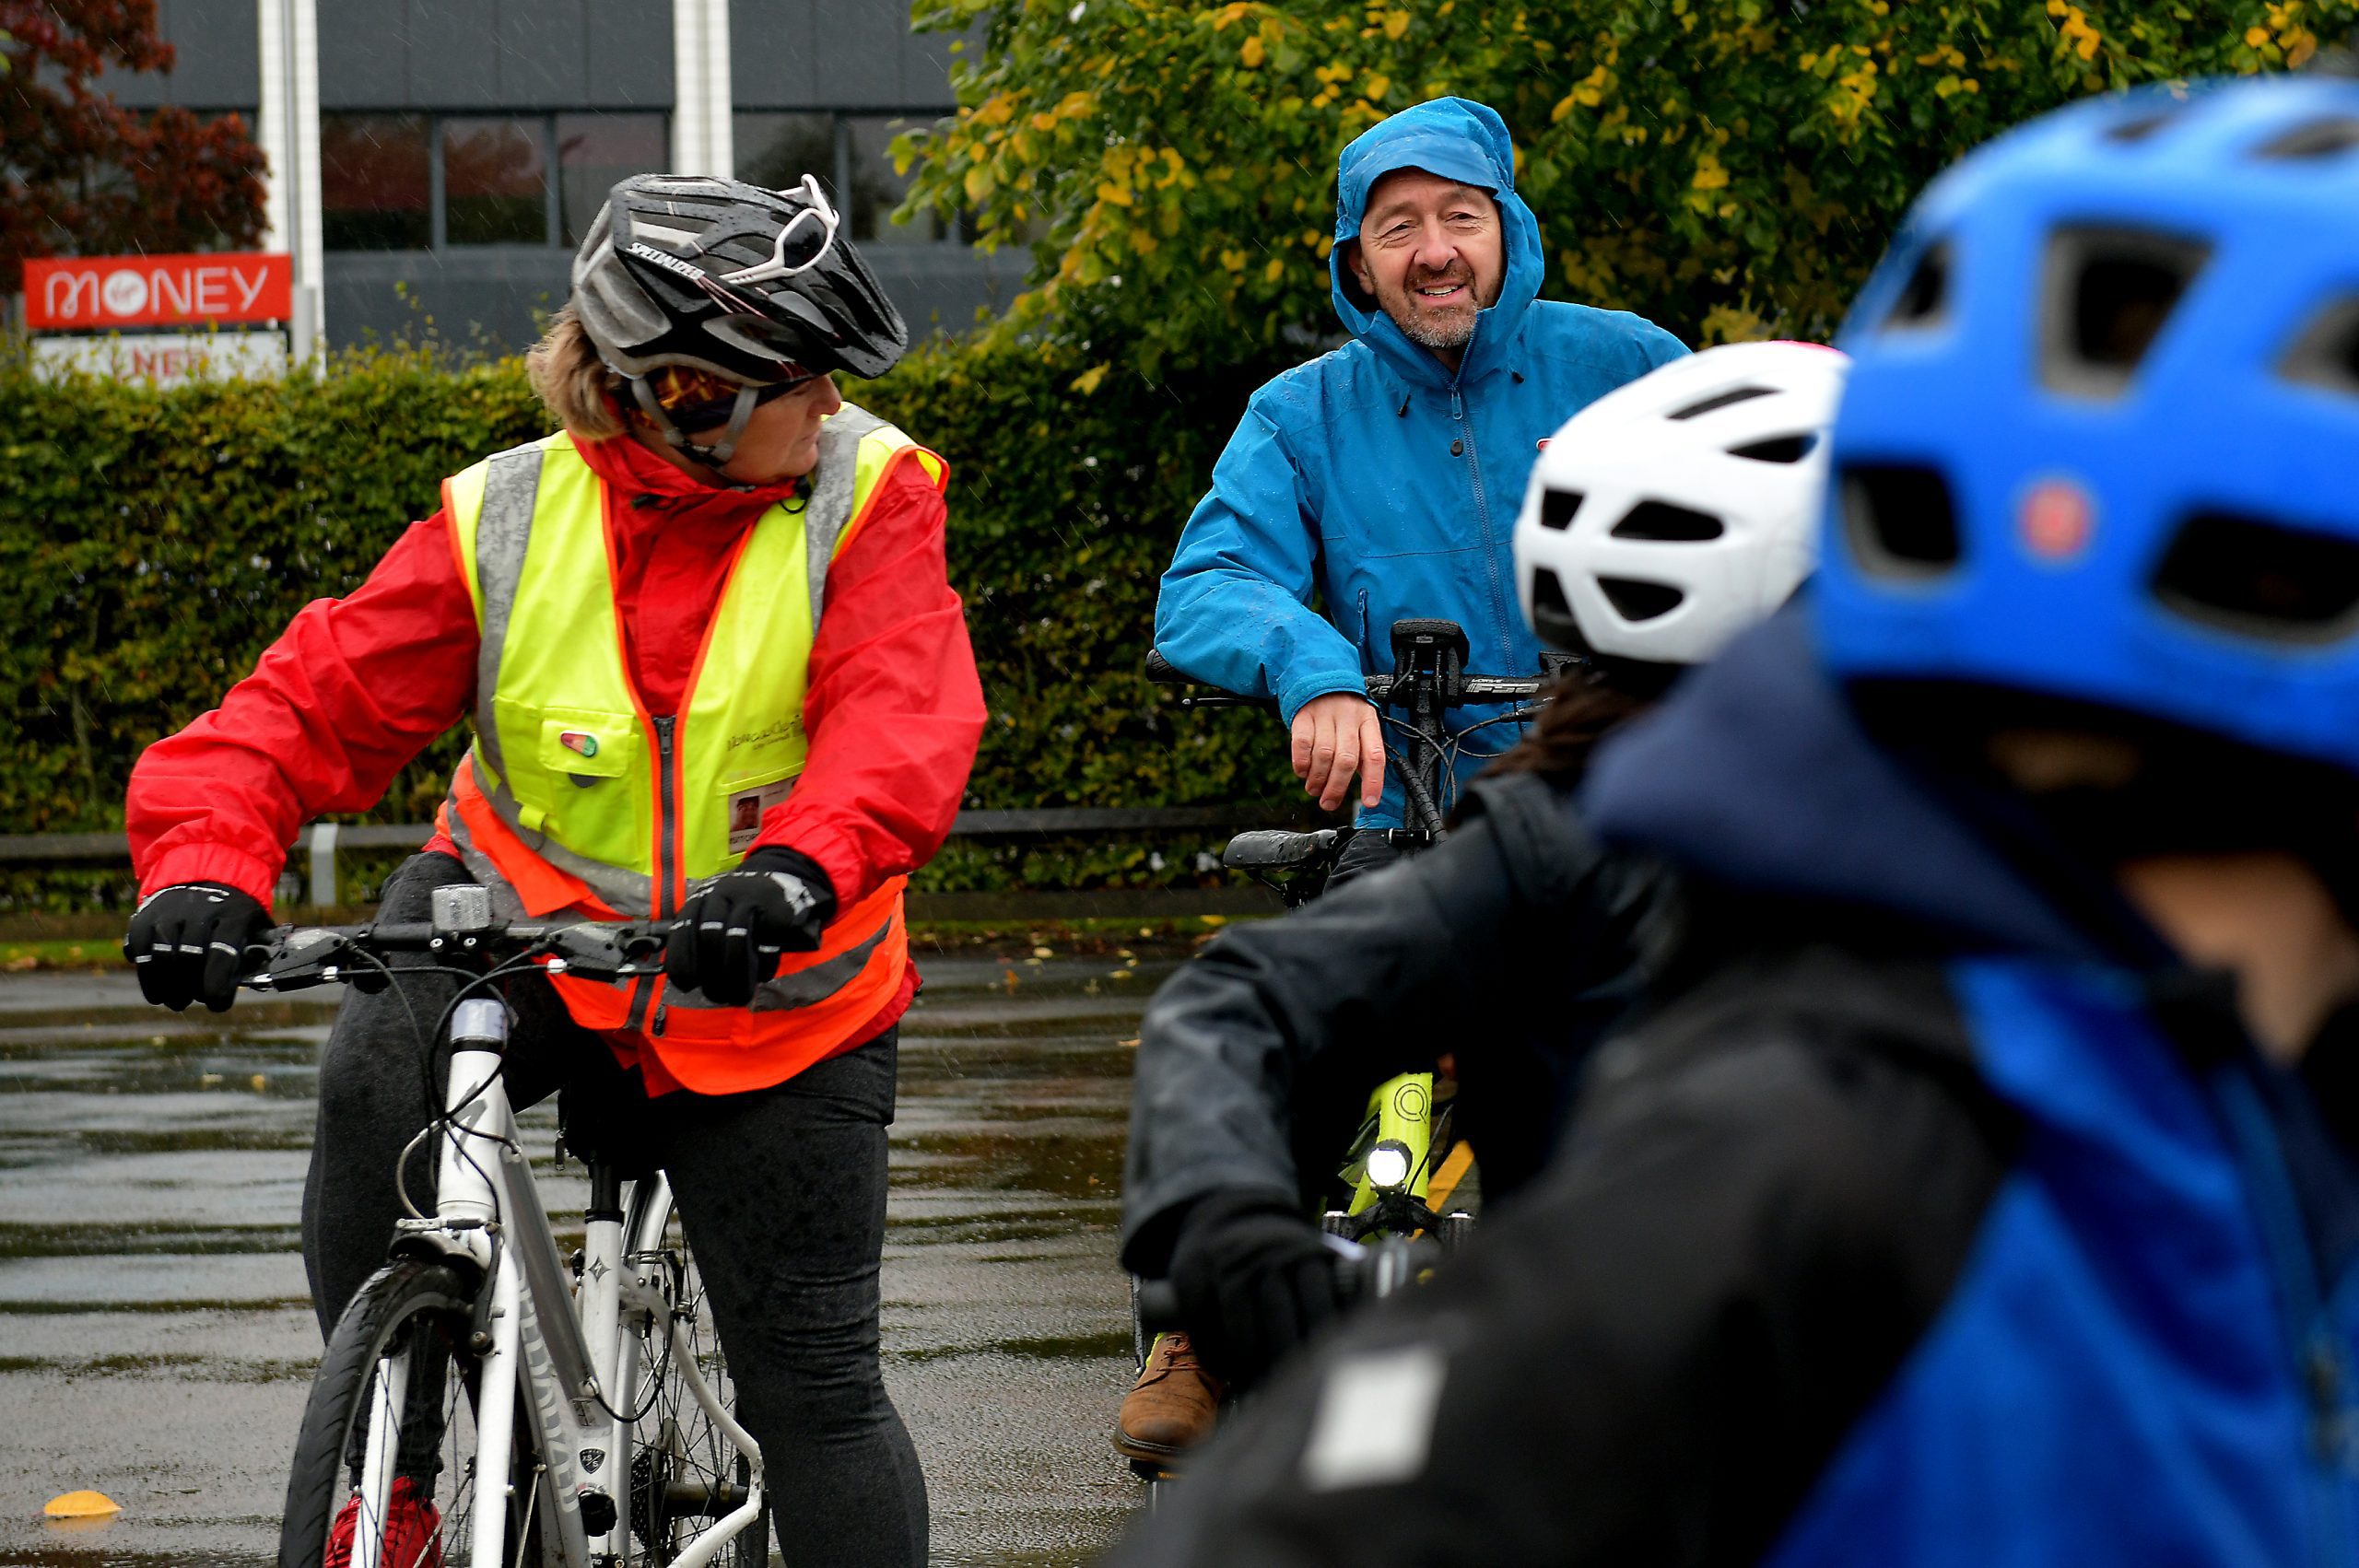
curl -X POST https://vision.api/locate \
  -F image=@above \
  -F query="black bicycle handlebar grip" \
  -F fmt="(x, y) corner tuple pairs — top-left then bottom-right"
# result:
(1135, 1279), (1184, 1334)
(1144, 649), (1187, 685)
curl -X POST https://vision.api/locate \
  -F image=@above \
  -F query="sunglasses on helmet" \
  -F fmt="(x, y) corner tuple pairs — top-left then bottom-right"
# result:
(718, 174), (842, 287)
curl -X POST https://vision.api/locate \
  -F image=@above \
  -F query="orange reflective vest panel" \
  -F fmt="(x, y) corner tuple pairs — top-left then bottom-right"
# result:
(434, 406), (945, 1093)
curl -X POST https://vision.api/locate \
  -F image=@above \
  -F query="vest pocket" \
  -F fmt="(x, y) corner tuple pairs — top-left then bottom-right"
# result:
(491, 697), (642, 842)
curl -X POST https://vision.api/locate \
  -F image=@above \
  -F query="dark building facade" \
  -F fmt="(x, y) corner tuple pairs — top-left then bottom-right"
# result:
(105, 0), (1021, 354)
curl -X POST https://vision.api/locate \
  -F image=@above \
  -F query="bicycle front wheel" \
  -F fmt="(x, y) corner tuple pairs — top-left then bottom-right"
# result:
(279, 1257), (542, 1568)
(617, 1175), (770, 1567)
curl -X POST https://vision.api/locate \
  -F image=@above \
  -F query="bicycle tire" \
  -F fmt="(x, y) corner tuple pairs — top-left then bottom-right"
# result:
(278, 1257), (542, 1568)
(619, 1176), (771, 1567)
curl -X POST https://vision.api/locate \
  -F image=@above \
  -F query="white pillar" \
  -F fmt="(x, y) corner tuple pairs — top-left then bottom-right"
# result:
(255, 0), (324, 358)
(670, 0), (734, 178)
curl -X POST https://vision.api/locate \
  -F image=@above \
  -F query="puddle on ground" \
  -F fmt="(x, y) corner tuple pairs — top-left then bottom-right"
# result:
(0, 959), (1160, 1566)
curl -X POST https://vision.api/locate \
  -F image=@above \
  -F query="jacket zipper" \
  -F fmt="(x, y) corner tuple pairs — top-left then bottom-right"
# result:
(627, 713), (680, 1036)
(2210, 1064), (2353, 1568)
(1449, 385), (1515, 673)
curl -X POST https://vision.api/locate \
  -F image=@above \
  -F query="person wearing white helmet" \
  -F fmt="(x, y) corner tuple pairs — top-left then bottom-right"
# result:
(1110, 342), (1849, 1464)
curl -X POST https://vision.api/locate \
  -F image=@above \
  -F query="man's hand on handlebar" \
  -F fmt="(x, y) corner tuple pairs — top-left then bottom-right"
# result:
(1292, 693), (1386, 813)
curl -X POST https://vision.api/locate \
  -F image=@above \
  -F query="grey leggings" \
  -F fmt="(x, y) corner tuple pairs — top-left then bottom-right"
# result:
(300, 851), (928, 1566)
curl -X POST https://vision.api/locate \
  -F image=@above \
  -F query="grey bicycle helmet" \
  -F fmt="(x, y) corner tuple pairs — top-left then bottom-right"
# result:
(571, 172), (910, 462)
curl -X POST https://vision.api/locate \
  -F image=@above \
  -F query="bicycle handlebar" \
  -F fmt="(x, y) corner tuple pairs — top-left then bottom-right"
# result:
(241, 913), (675, 994)
(1134, 1234), (1445, 1335)
(1146, 650), (1548, 708)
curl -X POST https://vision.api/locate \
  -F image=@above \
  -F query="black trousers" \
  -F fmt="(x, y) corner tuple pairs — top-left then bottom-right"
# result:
(300, 852), (928, 1566)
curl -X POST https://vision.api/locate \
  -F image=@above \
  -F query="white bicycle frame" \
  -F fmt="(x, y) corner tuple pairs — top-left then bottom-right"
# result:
(352, 993), (764, 1568)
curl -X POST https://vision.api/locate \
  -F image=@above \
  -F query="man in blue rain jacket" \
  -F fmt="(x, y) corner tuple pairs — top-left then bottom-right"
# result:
(1154, 97), (1684, 868)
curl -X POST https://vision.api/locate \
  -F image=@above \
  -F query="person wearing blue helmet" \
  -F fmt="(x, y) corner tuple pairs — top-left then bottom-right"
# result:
(1152, 98), (1684, 862)
(1100, 75), (2359, 1567)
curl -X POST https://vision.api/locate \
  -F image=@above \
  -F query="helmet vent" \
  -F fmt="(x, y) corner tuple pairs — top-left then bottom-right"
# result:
(2279, 298), (2359, 395)
(2254, 118), (2359, 161)
(1667, 385), (1774, 421)
(1611, 501), (1725, 543)
(1599, 578), (1686, 622)
(1538, 487), (1584, 532)
(1727, 433), (1818, 464)
(2104, 110), (2179, 145)
(1883, 242), (1950, 332)
(1528, 568), (1590, 652)
(2151, 511), (2359, 645)
(2041, 227), (2210, 398)
(1840, 463), (1961, 579)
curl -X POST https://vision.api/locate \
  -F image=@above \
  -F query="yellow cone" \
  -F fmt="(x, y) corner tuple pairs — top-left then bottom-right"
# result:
(44, 1491), (122, 1519)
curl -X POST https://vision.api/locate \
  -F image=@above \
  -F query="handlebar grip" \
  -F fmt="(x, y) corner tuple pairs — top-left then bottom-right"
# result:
(1144, 649), (1187, 685)
(1134, 1279), (1184, 1335)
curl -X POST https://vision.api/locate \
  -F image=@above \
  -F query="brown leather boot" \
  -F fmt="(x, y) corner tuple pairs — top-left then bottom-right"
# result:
(1113, 1330), (1224, 1464)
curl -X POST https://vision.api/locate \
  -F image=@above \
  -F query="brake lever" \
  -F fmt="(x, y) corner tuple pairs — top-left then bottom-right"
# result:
(541, 923), (669, 983)
(241, 926), (355, 993)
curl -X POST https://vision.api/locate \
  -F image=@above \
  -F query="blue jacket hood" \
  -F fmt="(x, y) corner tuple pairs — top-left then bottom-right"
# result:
(1329, 98), (1545, 389)
(1580, 609), (2134, 964)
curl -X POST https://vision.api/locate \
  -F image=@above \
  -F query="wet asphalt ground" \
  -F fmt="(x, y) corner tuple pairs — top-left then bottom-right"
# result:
(0, 950), (1168, 1566)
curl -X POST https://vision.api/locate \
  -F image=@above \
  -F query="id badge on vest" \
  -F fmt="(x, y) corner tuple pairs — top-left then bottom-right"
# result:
(727, 778), (797, 855)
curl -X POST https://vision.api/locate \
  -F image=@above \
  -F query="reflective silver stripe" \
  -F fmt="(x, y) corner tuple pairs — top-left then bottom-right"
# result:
(472, 442), (547, 788)
(658, 911), (895, 1013)
(754, 917), (894, 1012)
(452, 755), (655, 913)
(804, 404), (888, 632)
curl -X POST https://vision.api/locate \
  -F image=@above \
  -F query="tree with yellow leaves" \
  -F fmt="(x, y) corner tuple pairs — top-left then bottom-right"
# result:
(895, 0), (2352, 374)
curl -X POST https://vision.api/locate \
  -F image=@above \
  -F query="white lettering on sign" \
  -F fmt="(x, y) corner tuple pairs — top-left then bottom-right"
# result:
(45, 272), (99, 321)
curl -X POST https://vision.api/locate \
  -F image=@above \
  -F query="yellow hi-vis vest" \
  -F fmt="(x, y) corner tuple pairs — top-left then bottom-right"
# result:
(435, 404), (944, 1093)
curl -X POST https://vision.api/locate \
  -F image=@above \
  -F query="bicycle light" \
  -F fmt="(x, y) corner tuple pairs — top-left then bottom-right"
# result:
(1365, 1139), (1414, 1193)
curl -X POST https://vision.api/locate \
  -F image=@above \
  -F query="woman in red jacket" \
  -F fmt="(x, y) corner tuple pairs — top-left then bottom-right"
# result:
(123, 173), (984, 1566)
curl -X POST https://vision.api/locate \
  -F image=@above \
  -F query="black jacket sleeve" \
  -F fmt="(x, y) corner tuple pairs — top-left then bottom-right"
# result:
(1119, 773), (1661, 1276)
(1104, 949), (2017, 1568)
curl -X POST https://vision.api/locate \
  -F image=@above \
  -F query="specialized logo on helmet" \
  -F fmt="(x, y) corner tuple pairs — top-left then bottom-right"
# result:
(2018, 476), (2095, 565)
(626, 241), (709, 283)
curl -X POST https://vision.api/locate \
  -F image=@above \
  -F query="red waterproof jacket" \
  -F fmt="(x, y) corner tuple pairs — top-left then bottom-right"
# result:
(127, 424), (987, 1089)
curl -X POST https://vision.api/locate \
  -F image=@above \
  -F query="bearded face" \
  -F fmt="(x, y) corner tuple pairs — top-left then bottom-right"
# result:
(1346, 170), (1505, 362)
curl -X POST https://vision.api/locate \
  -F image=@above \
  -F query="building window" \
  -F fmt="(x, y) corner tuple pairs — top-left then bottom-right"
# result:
(443, 117), (549, 246)
(735, 111), (957, 247)
(736, 112), (836, 200)
(322, 113), (431, 251)
(558, 112), (669, 248)
(321, 111), (666, 252)
(843, 115), (933, 245)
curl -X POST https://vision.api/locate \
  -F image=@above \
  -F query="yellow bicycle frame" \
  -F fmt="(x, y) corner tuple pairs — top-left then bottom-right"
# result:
(1342, 1070), (1436, 1225)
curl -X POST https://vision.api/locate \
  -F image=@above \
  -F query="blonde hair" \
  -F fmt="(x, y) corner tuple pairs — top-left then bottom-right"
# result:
(526, 304), (626, 439)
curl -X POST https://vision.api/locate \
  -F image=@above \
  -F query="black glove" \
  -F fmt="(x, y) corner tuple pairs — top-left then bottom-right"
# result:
(665, 847), (836, 1007)
(1169, 1188), (1352, 1389)
(123, 882), (274, 1013)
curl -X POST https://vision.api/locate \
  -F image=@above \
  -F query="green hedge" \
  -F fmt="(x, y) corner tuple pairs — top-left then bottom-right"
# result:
(0, 338), (1304, 903)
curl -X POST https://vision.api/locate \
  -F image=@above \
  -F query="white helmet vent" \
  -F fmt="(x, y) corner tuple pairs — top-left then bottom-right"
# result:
(1669, 385), (1775, 421)
(1538, 488), (1583, 532)
(1728, 433), (1821, 463)
(1609, 501), (1723, 543)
